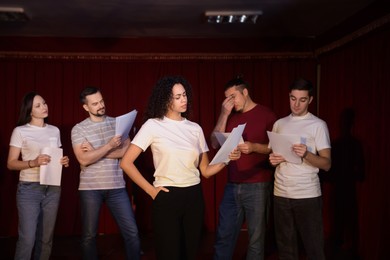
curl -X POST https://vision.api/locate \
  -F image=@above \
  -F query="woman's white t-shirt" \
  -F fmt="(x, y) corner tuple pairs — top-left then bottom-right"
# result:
(9, 123), (62, 182)
(132, 117), (209, 188)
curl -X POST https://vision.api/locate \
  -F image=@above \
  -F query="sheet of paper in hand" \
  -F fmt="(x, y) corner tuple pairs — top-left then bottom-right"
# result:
(115, 109), (138, 142)
(210, 123), (246, 165)
(40, 147), (63, 186)
(214, 132), (245, 146)
(267, 131), (302, 164)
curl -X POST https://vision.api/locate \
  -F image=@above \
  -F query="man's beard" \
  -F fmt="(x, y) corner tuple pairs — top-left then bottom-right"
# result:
(91, 109), (105, 117)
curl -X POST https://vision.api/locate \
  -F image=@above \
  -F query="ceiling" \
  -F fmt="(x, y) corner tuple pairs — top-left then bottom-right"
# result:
(0, 0), (381, 39)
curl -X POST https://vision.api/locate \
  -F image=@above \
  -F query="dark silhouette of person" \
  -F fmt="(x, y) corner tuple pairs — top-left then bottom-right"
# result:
(329, 108), (365, 259)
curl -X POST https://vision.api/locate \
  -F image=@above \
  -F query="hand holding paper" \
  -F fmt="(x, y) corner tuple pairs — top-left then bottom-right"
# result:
(210, 123), (246, 165)
(40, 147), (63, 186)
(267, 131), (302, 164)
(116, 110), (138, 142)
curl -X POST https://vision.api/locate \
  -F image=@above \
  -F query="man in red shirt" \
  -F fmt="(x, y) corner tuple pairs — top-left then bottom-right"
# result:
(211, 76), (277, 260)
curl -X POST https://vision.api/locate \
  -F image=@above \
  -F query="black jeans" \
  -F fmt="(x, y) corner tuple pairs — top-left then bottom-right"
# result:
(274, 196), (326, 260)
(152, 184), (204, 260)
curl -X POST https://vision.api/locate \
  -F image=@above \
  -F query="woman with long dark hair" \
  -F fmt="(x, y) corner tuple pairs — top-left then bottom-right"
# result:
(7, 92), (69, 260)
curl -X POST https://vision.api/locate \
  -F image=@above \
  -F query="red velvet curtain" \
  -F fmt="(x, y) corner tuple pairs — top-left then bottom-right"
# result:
(318, 25), (390, 259)
(0, 56), (316, 237)
(1, 25), (389, 259)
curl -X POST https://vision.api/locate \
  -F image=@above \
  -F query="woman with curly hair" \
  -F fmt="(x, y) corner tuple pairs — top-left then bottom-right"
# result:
(120, 75), (240, 260)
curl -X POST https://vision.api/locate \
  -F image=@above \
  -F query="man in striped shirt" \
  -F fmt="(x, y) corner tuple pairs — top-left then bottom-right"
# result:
(71, 86), (140, 260)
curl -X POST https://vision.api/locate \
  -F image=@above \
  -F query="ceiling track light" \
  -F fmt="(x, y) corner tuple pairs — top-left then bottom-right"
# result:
(205, 10), (262, 24)
(0, 7), (29, 22)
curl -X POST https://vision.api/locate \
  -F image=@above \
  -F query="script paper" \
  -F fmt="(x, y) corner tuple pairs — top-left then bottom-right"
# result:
(214, 132), (244, 146)
(267, 131), (302, 164)
(210, 123), (246, 165)
(40, 147), (63, 186)
(115, 110), (138, 142)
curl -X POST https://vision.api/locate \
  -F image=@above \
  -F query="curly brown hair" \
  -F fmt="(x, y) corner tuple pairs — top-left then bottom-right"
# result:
(144, 76), (193, 122)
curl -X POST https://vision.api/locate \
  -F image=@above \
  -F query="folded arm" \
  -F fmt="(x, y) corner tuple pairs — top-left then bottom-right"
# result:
(73, 135), (128, 167)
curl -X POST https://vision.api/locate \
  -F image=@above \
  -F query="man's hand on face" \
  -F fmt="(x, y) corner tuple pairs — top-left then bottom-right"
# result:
(222, 95), (234, 115)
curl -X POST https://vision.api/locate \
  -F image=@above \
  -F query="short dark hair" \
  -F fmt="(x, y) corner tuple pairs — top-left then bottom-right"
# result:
(289, 78), (314, 97)
(224, 75), (250, 93)
(79, 86), (101, 104)
(144, 76), (192, 121)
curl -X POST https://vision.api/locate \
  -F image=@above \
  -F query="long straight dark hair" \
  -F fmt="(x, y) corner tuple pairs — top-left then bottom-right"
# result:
(16, 92), (48, 126)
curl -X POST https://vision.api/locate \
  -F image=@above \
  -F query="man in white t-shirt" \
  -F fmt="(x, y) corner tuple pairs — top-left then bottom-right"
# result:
(269, 78), (331, 260)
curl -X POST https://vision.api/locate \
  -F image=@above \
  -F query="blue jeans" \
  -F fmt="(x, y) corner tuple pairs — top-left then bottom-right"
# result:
(15, 182), (61, 260)
(214, 182), (271, 260)
(273, 196), (325, 260)
(79, 188), (140, 260)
